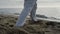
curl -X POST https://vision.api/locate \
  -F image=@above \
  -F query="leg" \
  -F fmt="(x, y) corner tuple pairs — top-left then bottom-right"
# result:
(15, 0), (37, 27)
(30, 2), (37, 21)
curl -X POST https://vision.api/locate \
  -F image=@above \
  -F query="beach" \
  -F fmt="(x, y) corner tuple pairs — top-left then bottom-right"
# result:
(0, 14), (48, 34)
(0, 0), (60, 34)
(0, 14), (60, 34)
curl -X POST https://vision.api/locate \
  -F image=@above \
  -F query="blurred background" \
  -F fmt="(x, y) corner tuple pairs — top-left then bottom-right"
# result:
(0, 0), (60, 19)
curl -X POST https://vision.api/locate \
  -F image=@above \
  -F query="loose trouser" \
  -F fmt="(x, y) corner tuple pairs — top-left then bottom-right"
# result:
(16, 0), (37, 27)
(30, 2), (37, 21)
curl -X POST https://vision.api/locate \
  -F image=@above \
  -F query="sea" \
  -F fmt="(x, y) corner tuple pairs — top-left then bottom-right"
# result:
(0, 8), (60, 19)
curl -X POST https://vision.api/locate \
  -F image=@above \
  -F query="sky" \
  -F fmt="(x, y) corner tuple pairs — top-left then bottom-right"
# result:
(0, 0), (24, 8)
(0, 0), (60, 8)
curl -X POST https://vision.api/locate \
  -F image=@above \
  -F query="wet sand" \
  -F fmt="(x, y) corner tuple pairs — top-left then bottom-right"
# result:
(0, 15), (59, 34)
(0, 15), (47, 34)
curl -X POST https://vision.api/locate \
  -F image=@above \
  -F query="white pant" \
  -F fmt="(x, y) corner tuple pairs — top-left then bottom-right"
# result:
(16, 0), (37, 27)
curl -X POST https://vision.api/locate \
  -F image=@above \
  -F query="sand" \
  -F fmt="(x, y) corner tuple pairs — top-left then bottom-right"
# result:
(0, 15), (58, 34)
